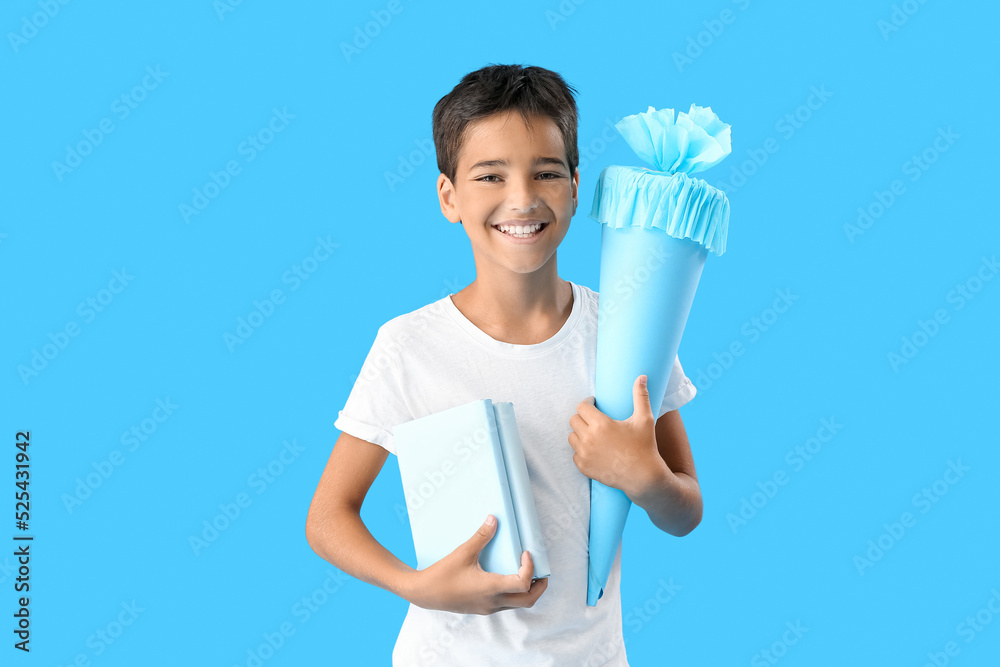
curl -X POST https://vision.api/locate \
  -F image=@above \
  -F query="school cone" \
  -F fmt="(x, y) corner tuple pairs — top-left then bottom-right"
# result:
(586, 105), (732, 606)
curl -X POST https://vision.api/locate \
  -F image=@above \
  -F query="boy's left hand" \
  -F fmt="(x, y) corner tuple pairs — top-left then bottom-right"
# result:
(568, 374), (663, 496)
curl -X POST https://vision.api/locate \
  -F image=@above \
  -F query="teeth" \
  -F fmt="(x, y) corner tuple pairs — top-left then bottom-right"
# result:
(496, 223), (543, 236)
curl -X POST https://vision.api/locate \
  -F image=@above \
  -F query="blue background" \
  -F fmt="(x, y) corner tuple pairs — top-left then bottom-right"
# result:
(3, 0), (998, 664)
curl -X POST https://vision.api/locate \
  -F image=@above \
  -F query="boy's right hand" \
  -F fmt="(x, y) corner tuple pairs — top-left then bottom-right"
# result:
(408, 514), (548, 615)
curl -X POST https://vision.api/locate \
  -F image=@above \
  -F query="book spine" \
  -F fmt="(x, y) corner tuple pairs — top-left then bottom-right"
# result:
(482, 400), (522, 574)
(494, 402), (551, 579)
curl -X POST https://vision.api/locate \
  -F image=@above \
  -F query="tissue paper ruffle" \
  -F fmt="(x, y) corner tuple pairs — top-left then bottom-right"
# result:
(616, 104), (731, 174)
(589, 165), (729, 256)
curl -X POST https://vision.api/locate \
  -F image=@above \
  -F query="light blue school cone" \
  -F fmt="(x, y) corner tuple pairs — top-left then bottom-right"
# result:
(586, 105), (732, 606)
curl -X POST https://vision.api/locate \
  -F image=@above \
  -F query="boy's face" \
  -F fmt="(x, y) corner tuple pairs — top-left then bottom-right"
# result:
(437, 110), (578, 277)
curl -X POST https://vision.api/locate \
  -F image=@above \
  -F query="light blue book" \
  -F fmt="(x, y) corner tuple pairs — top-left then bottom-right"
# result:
(392, 399), (551, 579)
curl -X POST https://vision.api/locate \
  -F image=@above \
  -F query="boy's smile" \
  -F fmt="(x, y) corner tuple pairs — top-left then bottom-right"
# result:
(437, 110), (578, 275)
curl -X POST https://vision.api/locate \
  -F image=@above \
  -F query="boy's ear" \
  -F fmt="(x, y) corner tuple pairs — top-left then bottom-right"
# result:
(437, 173), (462, 224)
(572, 168), (580, 215)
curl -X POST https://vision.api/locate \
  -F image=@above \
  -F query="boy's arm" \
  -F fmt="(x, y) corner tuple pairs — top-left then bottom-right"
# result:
(306, 431), (548, 614)
(305, 431), (418, 600)
(568, 376), (702, 536)
(629, 408), (703, 537)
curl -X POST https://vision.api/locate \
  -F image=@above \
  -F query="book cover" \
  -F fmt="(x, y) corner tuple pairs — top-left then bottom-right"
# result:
(393, 398), (550, 579)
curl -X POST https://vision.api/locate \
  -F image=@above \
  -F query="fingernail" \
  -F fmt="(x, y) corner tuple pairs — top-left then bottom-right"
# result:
(521, 551), (527, 564)
(485, 514), (495, 525)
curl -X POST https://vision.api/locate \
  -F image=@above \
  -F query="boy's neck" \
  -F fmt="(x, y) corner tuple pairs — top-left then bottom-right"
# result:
(449, 271), (573, 346)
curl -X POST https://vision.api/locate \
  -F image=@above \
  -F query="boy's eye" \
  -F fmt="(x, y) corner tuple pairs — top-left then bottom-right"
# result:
(475, 173), (563, 183)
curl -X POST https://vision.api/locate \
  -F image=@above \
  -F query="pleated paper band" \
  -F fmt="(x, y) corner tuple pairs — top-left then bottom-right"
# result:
(589, 165), (730, 256)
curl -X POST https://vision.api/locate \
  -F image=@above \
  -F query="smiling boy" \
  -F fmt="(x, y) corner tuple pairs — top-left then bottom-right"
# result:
(306, 64), (702, 666)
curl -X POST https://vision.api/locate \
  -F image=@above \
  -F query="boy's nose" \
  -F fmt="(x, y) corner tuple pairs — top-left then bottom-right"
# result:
(506, 177), (541, 212)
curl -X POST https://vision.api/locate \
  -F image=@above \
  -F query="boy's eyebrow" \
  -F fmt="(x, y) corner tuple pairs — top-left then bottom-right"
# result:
(468, 156), (568, 171)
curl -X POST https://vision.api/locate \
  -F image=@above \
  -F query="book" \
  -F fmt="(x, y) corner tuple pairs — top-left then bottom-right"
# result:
(392, 398), (551, 579)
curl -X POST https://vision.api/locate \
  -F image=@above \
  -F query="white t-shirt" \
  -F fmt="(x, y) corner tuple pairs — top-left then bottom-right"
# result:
(334, 280), (696, 667)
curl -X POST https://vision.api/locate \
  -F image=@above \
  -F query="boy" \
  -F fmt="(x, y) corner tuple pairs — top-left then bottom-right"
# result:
(305, 64), (703, 666)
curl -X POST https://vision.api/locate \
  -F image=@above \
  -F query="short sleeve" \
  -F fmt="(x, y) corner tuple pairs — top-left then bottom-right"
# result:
(657, 355), (696, 417)
(333, 325), (412, 456)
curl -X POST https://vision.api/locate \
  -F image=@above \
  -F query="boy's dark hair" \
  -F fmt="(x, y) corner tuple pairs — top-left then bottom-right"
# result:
(432, 64), (579, 185)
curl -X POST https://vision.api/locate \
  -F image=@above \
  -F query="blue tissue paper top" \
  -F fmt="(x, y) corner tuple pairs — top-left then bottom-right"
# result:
(617, 104), (731, 174)
(590, 104), (732, 256)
